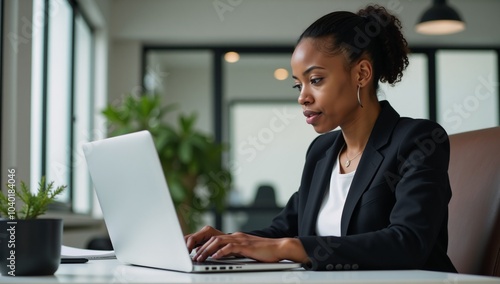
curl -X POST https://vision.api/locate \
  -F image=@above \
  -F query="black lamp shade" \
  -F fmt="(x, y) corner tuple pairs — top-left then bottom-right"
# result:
(416, 0), (465, 35)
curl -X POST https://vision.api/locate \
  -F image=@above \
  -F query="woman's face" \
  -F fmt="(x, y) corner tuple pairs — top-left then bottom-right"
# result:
(291, 38), (360, 134)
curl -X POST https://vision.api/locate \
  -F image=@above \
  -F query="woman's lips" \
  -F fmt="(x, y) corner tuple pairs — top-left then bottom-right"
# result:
(303, 110), (322, 125)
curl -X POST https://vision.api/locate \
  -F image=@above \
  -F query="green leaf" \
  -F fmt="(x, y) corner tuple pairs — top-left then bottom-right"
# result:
(159, 104), (178, 117)
(101, 107), (125, 124)
(179, 140), (192, 164)
(0, 176), (66, 219)
(179, 113), (197, 133)
(167, 175), (187, 204)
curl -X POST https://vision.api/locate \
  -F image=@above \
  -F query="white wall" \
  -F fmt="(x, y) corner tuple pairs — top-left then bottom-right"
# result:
(107, 40), (142, 107)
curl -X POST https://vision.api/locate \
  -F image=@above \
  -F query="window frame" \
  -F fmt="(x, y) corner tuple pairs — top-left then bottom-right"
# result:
(36, 0), (96, 213)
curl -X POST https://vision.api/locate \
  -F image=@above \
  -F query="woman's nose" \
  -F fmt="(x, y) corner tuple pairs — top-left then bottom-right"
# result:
(298, 89), (311, 106)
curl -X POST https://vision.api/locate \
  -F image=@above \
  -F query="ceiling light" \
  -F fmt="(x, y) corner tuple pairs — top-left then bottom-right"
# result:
(416, 0), (465, 35)
(224, 52), (240, 63)
(274, 68), (288, 80)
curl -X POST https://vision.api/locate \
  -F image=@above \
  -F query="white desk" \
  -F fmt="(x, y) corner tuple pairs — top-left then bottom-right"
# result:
(1, 259), (499, 283)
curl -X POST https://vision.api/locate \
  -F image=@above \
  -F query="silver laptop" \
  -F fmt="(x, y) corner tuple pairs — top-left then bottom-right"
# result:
(82, 130), (301, 273)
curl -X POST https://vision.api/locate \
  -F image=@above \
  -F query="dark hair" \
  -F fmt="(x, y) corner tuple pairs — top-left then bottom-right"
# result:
(298, 5), (409, 89)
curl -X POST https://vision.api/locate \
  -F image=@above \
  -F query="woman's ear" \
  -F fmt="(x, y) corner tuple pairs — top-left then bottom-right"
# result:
(355, 59), (373, 87)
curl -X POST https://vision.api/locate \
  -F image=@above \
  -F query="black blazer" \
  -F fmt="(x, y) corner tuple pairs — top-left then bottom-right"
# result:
(248, 101), (457, 272)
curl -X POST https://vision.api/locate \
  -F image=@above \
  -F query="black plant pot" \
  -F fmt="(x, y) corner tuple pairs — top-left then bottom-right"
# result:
(0, 218), (62, 276)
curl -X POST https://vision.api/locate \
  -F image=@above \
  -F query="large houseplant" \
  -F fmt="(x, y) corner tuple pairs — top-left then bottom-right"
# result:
(102, 94), (231, 233)
(0, 176), (66, 276)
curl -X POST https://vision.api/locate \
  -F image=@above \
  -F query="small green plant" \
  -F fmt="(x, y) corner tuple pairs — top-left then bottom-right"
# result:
(0, 177), (66, 220)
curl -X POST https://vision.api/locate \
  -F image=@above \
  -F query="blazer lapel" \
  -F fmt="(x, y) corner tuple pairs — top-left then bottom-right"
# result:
(340, 144), (383, 235)
(340, 101), (400, 236)
(301, 134), (345, 235)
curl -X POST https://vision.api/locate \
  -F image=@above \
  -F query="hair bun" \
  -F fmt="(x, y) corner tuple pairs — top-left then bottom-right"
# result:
(357, 5), (409, 85)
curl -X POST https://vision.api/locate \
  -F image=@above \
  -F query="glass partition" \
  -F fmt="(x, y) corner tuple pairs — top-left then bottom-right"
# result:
(144, 50), (214, 133)
(437, 50), (499, 134)
(379, 53), (429, 119)
(228, 101), (318, 207)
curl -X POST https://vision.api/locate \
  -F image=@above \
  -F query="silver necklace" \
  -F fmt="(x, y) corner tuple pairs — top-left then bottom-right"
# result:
(343, 145), (363, 168)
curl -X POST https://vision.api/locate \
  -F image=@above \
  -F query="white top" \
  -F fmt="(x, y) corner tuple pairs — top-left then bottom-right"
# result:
(316, 153), (356, 236)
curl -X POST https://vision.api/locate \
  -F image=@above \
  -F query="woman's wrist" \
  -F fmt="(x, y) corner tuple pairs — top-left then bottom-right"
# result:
(279, 237), (309, 264)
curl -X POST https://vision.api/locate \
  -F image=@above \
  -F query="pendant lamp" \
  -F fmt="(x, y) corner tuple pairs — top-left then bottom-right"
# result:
(416, 0), (465, 35)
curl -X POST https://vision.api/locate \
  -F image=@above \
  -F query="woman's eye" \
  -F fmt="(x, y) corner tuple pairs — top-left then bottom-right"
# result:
(292, 84), (302, 91)
(310, 78), (322, 85)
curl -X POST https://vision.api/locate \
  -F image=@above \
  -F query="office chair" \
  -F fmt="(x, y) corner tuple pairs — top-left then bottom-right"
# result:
(447, 126), (500, 276)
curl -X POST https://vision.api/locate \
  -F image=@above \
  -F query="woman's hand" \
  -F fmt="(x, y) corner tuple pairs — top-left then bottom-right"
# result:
(189, 231), (309, 264)
(184, 225), (225, 253)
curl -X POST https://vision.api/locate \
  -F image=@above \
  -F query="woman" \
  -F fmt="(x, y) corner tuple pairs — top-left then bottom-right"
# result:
(185, 5), (457, 272)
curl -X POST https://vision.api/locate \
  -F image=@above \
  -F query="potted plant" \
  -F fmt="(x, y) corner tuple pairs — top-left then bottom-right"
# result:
(102, 93), (231, 234)
(0, 175), (66, 276)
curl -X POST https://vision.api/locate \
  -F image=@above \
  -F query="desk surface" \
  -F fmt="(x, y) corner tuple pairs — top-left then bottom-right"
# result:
(0, 259), (499, 284)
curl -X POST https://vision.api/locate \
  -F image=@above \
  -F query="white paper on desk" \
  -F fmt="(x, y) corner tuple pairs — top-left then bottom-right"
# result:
(61, 245), (116, 260)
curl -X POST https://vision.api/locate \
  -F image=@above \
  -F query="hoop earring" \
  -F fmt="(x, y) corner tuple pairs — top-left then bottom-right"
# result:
(357, 85), (363, 108)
